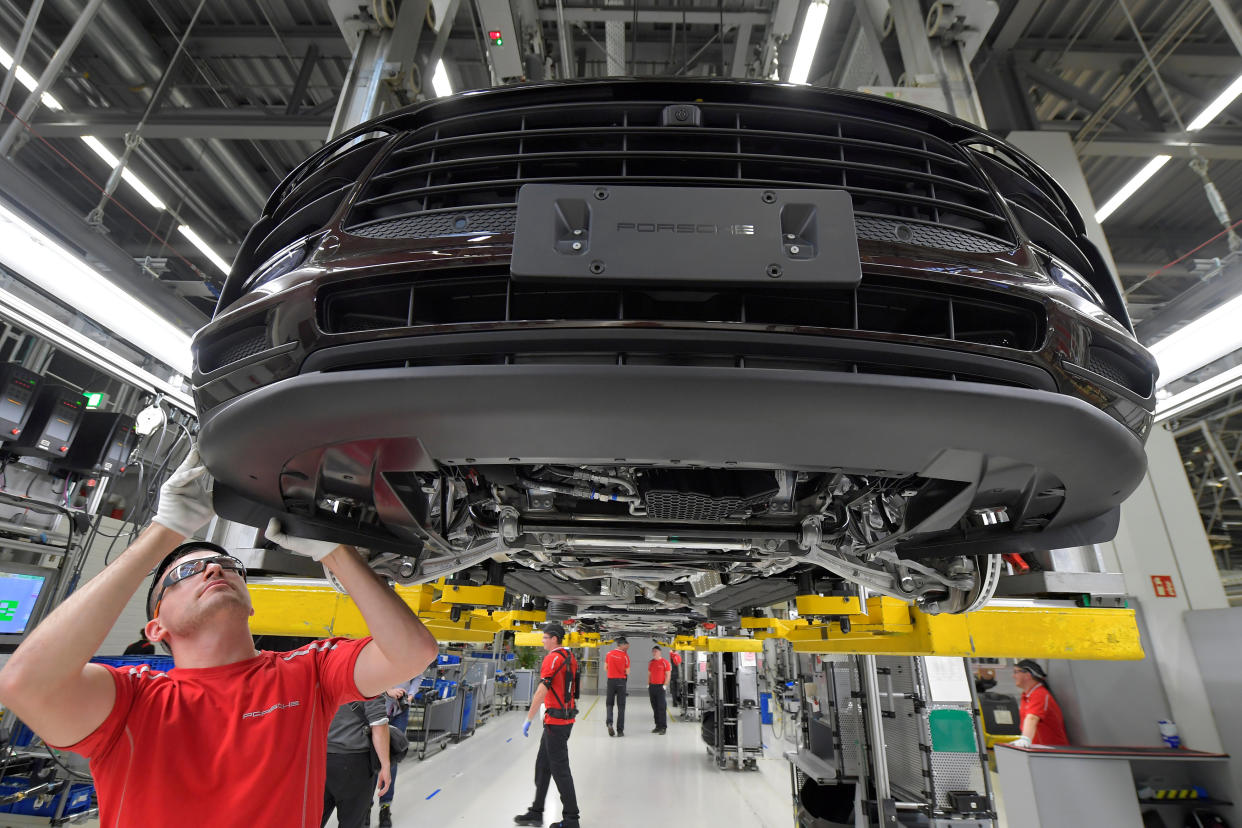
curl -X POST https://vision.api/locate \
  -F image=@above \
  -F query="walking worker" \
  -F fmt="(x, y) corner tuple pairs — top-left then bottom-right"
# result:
(323, 696), (391, 828)
(376, 680), (418, 827)
(0, 447), (439, 828)
(648, 645), (672, 735)
(514, 622), (580, 828)
(1011, 659), (1069, 747)
(604, 636), (630, 737)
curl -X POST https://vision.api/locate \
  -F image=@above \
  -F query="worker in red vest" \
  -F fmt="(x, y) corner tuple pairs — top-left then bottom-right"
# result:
(604, 637), (630, 737)
(648, 645), (672, 735)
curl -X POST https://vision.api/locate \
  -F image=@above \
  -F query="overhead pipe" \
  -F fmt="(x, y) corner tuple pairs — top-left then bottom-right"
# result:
(0, 0), (105, 156)
(45, 0), (270, 222)
(0, 0), (45, 119)
(85, 0), (209, 228)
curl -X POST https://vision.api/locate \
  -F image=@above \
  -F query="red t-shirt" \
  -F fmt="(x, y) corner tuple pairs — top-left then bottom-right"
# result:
(55, 637), (371, 828)
(605, 648), (630, 679)
(648, 657), (671, 685)
(671, 652), (682, 667)
(1019, 683), (1069, 746)
(540, 648), (577, 725)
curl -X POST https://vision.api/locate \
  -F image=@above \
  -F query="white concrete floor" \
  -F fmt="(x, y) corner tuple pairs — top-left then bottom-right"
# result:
(326, 693), (795, 827)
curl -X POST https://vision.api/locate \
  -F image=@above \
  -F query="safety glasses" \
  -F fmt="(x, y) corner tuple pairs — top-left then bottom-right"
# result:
(152, 555), (247, 617)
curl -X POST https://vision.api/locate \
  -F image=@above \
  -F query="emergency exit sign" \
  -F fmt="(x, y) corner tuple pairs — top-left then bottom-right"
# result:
(1151, 575), (1177, 597)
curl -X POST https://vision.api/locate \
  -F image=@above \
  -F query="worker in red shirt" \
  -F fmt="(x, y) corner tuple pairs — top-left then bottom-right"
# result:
(604, 636), (630, 737)
(1011, 659), (1069, 747)
(648, 645), (672, 734)
(515, 623), (580, 828)
(0, 448), (440, 828)
(669, 650), (683, 708)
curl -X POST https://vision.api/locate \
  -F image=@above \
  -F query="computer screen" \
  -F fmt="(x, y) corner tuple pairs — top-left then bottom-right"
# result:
(0, 571), (47, 635)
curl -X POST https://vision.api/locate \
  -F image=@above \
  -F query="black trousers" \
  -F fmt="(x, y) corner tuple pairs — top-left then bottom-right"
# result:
(532, 722), (578, 820)
(605, 678), (627, 730)
(649, 684), (667, 729)
(322, 751), (377, 828)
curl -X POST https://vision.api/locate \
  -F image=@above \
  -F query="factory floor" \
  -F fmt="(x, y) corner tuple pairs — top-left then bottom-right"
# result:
(325, 695), (793, 827)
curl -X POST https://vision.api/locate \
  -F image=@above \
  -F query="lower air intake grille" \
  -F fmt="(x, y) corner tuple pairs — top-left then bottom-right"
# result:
(1086, 346), (1154, 397)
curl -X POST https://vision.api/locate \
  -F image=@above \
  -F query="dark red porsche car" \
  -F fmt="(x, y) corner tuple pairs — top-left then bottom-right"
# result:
(192, 79), (1155, 621)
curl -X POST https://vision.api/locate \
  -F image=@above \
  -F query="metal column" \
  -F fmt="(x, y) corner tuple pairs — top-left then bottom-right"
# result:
(1200, 422), (1242, 509)
(860, 654), (897, 826)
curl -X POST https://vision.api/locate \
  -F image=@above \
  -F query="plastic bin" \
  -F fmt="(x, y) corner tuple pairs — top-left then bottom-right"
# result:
(437, 654), (462, 665)
(11, 782), (93, 816)
(91, 655), (175, 673)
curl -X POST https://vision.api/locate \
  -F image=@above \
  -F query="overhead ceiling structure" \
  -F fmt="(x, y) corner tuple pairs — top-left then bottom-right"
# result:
(3, 0), (1242, 547)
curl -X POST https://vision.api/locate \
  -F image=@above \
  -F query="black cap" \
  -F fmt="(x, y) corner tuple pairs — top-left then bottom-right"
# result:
(145, 540), (231, 620)
(1015, 659), (1047, 681)
(542, 622), (566, 642)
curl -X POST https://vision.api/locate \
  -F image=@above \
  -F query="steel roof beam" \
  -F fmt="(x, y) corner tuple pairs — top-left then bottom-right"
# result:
(1076, 129), (1242, 160)
(537, 8), (768, 25)
(1019, 60), (1148, 132)
(110, 26), (353, 60)
(30, 110), (332, 140)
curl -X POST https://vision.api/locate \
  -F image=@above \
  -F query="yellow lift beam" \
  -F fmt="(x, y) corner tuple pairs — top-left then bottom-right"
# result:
(514, 630), (603, 648)
(782, 596), (1142, 660)
(432, 581), (506, 607)
(250, 582), (503, 644)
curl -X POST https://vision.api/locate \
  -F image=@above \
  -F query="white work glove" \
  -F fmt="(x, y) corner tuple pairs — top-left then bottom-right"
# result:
(152, 447), (215, 538)
(265, 518), (340, 562)
(1010, 736), (1031, 748)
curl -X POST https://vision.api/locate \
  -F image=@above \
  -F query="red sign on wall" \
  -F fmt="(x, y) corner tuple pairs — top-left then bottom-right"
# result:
(1151, 575), (1177, 598)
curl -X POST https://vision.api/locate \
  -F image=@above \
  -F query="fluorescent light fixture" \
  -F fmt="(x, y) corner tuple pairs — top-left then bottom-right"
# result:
(1095, 73), (1242, 222)
(1186, 72), (1242, 131)
(81, 137), (167, 210)
(178, 225), (231, 276)
(432, 60), (453, 98)
(1155, 362), (1242, 423)
(788, 0), (830, 85)
(0, 45), (63, 110)
(1148, 290), (1242, 387)
(0, 198), (192, 376)
(1094, 155), (1171, 223)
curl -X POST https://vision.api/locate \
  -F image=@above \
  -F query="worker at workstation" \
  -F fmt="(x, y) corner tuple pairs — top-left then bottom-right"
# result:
(604, 636), (630, 737)
(1011, 659), (1069, 748)
(323, 695), (391, 828)
(515, 622), (580, 828)
(0, 448), (440, 828)
(648, 645), (672, 735)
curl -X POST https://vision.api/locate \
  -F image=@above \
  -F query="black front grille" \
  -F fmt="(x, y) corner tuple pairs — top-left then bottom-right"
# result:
(320, 271), (1045, 351)
(343, 100), (1014, 248)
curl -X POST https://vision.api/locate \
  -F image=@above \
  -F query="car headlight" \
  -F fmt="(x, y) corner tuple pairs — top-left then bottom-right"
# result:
(1044, 257), (1105, 308)
(240, 238), (313, 293)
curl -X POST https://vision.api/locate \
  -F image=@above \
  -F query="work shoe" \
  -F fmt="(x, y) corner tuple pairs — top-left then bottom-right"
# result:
(617, 730), (624, 737)
(607, 724), (615, 737)
(514, 810), (543, 826)
(550, 821), (580, 828)
(651, 727), (661, 733)
(378, 803), (393, 828)
(657, 728), (667, 735)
